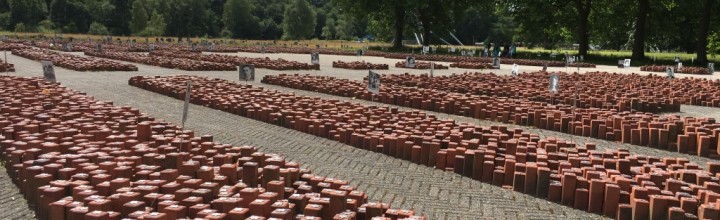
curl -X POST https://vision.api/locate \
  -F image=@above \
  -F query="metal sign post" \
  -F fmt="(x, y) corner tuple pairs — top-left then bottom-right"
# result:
(571, 80), (578, 145)
(182, 80), (192, 129)
(430, 62), (434, 78)
(565, 52), (569, 74)
(4, 51), (7, 76)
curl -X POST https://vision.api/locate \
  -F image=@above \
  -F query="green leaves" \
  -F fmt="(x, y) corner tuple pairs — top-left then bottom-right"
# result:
(130, 0), (148, 34)
(282, 0), (316, 39)
(223, 0), (261, 39)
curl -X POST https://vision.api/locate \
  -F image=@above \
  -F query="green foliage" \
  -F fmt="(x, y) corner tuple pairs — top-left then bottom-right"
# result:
(50, 0), (92, 33)
(251, 0), (285, 39)
(13, 22), (24, 32)
(137, 10), (165, 36)
(130, 0), (149, 34)
(87, 22), (110, 35)
(160, 0), (210, 37)
(107, 0), (131, 35)
(489, 8), (517, 45)
(282, 0), (316, 39)
(334, 13), (362, 40)
(86, 0), (114, 26)
(0, 13), (10, 30)
(590, 0), (635, 50)
(0, 0), (712, 61)
(503, 0), (572, 49)
(365, 12), (392, 42)
(222, 0), (261, 39)
(454, 6), (495, 45)
(37, 19), (56, 33)
(8, 0), (47, 29)
(321, 17), (336, 39)
(709, 32), (720, 56)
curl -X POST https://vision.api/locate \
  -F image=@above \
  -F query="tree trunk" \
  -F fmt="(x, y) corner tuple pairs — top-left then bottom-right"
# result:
(392, 5), (405, 49)
(575, 0), (591, 56)
(422, 25), (431, 46)
(696, 0), (712, 65)
(418, 10), (431, 46)
(631, 0), (649, 60)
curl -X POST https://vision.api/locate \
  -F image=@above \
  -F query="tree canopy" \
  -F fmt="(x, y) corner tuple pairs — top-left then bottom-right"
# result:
(0, 0), (717, 63)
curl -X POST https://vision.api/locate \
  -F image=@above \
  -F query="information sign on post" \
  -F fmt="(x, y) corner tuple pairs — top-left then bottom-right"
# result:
(42, 61), (56, 83)
(311, 52), (319, 65)
(709, 63), (715, 74)
(666, 67), (675, 79)
(548, 74), (559, 93)
(238, 64), (255, 83)
(406, 56), (416, 68)
(367, 71), (380, 94)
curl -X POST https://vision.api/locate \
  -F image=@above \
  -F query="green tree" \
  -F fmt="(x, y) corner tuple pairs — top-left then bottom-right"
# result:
(130, 0), (149, 34)
(50, 0), (92, 33)
(334, 0), (408, 48)
(8, 0), (47, 30)
(222, 0), (261, 39)
(88, 22), (110, 35)
(321, 17), (336, 39)
(413, 0), (485, 46)
(250, 0), (286, 39)
(0, 13), (10, 31)
(37, 19), (56, 33)
(589, 0), (634, 50)
(138, 10), (165, 36)
(108, 0), (131, 35)
(454, 6), (495, 45)
(160, 0), (209, 37)
(0, 0), (9, 30)
(282, 0), (316, 39)
(631, 0), (649, 59)
(488, 8), (517, 46)
(366, 12), (393, 42)
(207, 0), (227, 37)
(13, 22), (25, 32)
(696, 0), (714, 65)
(86, 0), (114, 28)
(574, 0), (592, 56)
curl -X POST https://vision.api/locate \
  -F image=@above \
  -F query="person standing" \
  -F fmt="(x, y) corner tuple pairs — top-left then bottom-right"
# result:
(502, 43), (510, 57)
(493, 43), (500, 58)
(509, 44), (516, 58)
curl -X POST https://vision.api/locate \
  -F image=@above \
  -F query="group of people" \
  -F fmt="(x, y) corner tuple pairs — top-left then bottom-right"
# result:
(484, 41), (516, 58)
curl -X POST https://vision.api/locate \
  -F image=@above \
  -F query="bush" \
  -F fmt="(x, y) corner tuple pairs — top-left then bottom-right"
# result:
(0, 13), (11, 31)
(62, 23), (78, 33)
(88, 22), (110, 35)
(14, 23), (25, 32)
(37, 20), (56, 33)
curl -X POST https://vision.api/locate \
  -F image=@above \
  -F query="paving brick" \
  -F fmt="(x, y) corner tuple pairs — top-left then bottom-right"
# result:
(5, 50), (714, 219)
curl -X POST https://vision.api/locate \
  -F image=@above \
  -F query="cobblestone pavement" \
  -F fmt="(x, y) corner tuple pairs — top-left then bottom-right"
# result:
(4, 50), (718, 219)
(0, 165), (36, 219)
